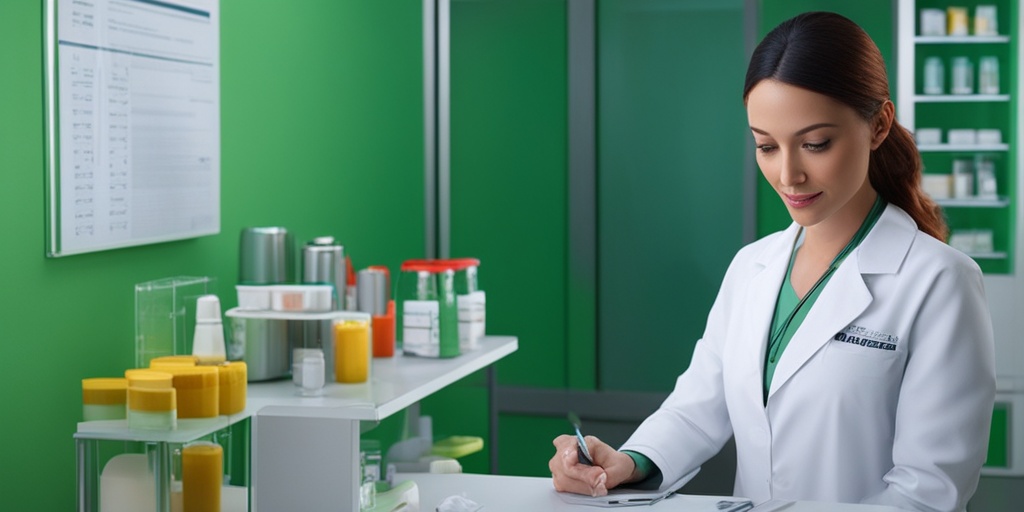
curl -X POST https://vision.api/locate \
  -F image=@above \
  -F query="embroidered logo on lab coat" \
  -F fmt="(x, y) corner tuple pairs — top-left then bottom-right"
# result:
(833, 325), (898, 351)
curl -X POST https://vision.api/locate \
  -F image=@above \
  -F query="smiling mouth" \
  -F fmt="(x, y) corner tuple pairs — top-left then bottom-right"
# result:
(783, 192), (822, 208)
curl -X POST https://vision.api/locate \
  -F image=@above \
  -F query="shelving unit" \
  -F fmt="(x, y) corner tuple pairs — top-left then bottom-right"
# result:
(75, 335), (518, 511)
(898, 0), (1024, 477)
(897, 0), (1019, 274)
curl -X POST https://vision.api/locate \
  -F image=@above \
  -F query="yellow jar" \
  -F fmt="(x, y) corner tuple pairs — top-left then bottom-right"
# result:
(182, 442), (223, 512)
(217, 361), (247, 415)
(82, 378), (127, 421)
(334, 320), (370, 383)
(128, 387), (177, 430)
(164, 366), (220, 419)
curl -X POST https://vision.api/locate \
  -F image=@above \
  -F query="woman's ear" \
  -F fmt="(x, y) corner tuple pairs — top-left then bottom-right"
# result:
(871, 100), (895, 150)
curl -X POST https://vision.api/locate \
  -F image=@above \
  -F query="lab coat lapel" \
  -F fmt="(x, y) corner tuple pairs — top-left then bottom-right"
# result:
(766, 259), (871, 400)
(765, 204), (914, 400)
(737, 224), (801, 407)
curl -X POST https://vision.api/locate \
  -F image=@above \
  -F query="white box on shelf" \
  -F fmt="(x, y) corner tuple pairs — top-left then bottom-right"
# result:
(922, 174), (953, 199)
(915, 128), (942, 145)
(977, 129), (1003, 145)
(236, 285), (272, 310)
(920, 8), (946, 36)
(948, 129), (978, 145)
(270, 285), (333, 312)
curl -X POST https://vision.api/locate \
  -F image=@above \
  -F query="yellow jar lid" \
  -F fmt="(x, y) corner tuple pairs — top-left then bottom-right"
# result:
(163, 366), (219, 390)
(183, 441), (223, 457)
(149, 355), (198, 368)
(128, 387), (176, 412)
(217, 361), (247, 383)
(125, 369), (174, 389)
(82, 378), (128, 405)
(334, 320), (369, 331)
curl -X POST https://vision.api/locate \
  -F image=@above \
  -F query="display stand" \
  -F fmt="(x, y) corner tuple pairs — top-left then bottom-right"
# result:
(75, 336), (517, 511)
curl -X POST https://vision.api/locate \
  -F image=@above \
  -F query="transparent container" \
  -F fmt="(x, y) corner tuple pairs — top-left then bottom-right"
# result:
(135, 277), (213, 369)
(397, 260), (459, 358)
(447, 258), (486, 352)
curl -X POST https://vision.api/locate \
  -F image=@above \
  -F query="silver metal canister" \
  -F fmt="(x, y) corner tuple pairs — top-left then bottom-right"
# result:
(302, 237), (345, 310)
(301, 237), (345, 381)
(239, 227), (293, 284)
(229, 317), (290, 382)
(357, 268), (389, 316)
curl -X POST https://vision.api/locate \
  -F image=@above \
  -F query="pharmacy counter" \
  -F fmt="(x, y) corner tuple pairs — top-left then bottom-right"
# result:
(398, 473), (910, 512)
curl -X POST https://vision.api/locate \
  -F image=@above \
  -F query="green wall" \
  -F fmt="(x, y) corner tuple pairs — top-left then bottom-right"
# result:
(597, 0), (748, 393)
(422, 0), (569, 475)
(0, 1), (424, 509)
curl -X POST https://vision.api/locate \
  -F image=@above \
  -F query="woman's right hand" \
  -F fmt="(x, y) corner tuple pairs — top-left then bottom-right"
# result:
(548, 434), (638, 496)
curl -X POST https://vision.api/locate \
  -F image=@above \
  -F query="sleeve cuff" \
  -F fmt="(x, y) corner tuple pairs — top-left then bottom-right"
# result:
(621, 450), (663, 489)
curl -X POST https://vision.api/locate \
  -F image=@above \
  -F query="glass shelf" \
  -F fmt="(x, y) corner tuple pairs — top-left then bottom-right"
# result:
(914, 35), (1010, 44)
(917, 144), (1009, 152)
(935, 197), (1010, 208)
(74, 412), (253, 443)
(962, 251), (1009, 260)
(914, 94), (1011, 103)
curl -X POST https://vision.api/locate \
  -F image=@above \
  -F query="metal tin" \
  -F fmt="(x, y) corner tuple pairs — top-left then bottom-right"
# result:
(302, 237), (345, 310)
(239, 227), (293, 284)
(357, 268), (388, 316)
(228, 317), (289, 382)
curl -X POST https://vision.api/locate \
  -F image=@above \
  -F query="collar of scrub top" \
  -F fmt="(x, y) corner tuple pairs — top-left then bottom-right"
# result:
(746, 200), (918, 403)
(765, 196), (887, 365)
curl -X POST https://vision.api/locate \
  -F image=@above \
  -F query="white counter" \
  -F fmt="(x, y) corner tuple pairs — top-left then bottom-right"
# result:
(398, 473), (909, 512)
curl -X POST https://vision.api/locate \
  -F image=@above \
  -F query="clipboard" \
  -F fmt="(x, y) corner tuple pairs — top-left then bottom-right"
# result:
(557, 467), (712, 507)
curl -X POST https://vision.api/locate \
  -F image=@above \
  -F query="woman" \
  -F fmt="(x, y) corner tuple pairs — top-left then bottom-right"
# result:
(550, 12), (995, 512)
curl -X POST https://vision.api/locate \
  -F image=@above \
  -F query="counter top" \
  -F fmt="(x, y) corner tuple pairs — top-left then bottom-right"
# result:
(397, 473), (909, 512)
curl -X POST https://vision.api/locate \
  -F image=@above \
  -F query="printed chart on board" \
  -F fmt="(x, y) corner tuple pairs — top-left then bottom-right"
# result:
(45, 0), (220, 256)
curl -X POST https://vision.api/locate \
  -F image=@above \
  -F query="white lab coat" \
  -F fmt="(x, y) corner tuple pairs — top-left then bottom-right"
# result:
(620, 204), (996, 512)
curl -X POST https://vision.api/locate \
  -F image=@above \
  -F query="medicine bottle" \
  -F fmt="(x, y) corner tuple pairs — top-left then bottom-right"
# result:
(397, 260), (459, 358)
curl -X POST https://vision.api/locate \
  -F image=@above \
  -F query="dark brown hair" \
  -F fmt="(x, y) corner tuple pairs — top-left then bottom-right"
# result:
(743, 11), (947, 241)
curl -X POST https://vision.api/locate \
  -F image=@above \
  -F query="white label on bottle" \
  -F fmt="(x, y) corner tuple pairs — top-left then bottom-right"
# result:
(403, 300), (440, 357)
(456, 291), (486, 350)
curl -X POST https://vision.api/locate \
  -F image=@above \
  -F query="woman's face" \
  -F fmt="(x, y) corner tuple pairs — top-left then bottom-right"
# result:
(747, 80), (884, 232)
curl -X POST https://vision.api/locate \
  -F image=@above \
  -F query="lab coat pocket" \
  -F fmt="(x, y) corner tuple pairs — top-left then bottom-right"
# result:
(822, 338), (903, 377)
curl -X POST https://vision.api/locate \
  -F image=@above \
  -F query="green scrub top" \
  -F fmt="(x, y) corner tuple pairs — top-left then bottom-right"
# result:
(763, 197), (886, 401)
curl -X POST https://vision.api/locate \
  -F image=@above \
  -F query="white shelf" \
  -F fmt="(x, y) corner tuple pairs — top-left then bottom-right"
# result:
(224, 307), (370, 322)
(247, 335), (518, 421)
(73, 336), (518, 441)
(914, 94), (1010, 103)
(935, 197), (1010, 208)
(964, 251), (1009, 260)
(918, 143), (1009, 152)
(914, 35), (1010, 44)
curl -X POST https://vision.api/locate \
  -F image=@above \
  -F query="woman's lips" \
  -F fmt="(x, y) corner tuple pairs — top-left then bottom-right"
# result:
(783, 192), (822, 209)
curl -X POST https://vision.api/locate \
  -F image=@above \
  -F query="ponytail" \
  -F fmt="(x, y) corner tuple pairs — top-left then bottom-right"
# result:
(869, 120), (948, 241)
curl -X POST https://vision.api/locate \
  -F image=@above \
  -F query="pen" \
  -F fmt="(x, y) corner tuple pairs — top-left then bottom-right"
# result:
(567, 412), (593, 465)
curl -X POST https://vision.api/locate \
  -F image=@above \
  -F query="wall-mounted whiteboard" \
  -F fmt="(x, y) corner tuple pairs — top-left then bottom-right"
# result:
(44, 0), (220, 257)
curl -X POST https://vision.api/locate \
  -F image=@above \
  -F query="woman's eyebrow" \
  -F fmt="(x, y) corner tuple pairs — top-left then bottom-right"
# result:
(749, 122), (838, 136)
